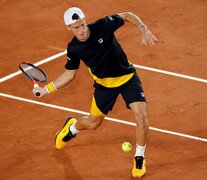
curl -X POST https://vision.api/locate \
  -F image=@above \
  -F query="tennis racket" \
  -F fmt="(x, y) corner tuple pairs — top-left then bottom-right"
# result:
(19, 62), (48, 96)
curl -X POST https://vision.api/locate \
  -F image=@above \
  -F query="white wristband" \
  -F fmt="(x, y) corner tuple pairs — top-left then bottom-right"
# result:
(51, 82), (58, 90)
(45, 85), (50, 94)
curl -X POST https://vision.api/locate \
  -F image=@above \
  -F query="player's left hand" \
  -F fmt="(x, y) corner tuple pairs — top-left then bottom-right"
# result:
(139, 25), (158, 46)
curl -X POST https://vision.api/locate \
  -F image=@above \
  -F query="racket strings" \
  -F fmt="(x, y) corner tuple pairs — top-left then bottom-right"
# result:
(20, 64), (47, 82)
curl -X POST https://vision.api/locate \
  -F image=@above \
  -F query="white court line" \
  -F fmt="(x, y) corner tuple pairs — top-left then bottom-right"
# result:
(0, 92), (207, 143)
(0, 50), (207, 84)
(0, 50), (67, 83)
(134, 64), (207, 83)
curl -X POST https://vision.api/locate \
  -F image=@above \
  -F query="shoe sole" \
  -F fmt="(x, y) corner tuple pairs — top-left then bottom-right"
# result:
(132, 173), (146, 179)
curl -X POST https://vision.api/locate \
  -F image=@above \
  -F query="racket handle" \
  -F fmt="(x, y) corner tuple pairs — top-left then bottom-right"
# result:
(33, 84), (41, 96)
(35, 92), (41, 96)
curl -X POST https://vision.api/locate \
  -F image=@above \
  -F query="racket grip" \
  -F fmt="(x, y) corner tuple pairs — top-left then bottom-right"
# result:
(35, 92), (41, 96)
(33, 84), (41, 96)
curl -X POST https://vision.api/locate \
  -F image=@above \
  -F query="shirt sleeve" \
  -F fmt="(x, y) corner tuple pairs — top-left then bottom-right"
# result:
(65, 46), (80, 70)
(101, 14), (124, 33)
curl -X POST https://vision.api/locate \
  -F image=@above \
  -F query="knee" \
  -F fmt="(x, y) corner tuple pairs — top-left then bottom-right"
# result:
(90, 123), (100, 130)
(134, 112), (149, 129)
(89, 116), (104, 130)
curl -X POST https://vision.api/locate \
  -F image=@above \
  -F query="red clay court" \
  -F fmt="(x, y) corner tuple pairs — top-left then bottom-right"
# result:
(0, 0), (207, 179)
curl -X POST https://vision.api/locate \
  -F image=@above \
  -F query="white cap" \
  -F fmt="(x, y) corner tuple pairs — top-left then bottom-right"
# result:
(64, 7), (85, 25)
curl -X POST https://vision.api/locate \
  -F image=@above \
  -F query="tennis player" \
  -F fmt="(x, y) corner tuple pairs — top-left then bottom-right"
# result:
(34, 7), (157, 178)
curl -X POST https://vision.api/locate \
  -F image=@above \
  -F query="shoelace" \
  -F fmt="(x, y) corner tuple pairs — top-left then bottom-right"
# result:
(135, 156), (144, 169)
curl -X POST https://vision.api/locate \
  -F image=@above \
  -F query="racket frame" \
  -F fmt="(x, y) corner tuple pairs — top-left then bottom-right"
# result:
(19, 62), (48, 96)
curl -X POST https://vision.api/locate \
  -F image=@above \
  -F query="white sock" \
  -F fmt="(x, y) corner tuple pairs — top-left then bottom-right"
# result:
(135, 144), (146, 157)
(69, 122), (79, 135)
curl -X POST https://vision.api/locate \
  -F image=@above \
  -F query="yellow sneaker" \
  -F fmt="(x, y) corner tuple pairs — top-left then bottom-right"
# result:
(55, 117), (77, 150)
(132, 156), (146, 178)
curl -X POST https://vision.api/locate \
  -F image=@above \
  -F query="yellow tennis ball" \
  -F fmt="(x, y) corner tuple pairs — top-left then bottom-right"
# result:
(122, 142), (132, 152)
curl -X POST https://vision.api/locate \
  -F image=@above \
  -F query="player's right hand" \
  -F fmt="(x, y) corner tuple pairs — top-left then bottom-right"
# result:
(33, 86), (48, 98)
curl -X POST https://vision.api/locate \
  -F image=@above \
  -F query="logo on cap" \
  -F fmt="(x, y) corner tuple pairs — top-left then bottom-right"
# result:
(72, 13), (80, 20)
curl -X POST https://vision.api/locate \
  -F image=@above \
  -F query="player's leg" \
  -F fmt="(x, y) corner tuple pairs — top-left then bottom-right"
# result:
(55, 85), (119, 150)
(55, 112), (105, 149)
(75, 115), (105, 130)
(130, 102), (149, 147)
(130, 101), (149, 178)
(75, 95), (106, 130)
(121, 73), (148, 178)
(55, 114), (105, 150)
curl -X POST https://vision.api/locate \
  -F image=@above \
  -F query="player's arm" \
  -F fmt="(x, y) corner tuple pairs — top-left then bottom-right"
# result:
(33, 69), (78, 97)
(52, 69), (77, 89)
(118, 12), (158, 46)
